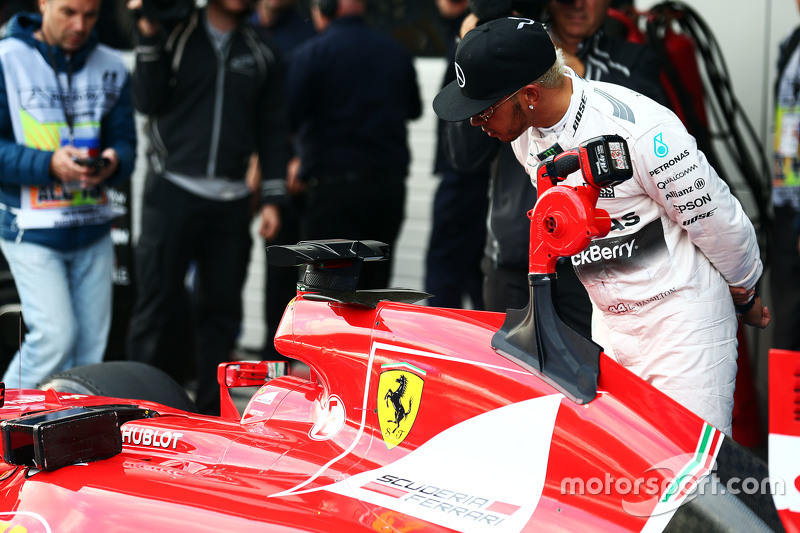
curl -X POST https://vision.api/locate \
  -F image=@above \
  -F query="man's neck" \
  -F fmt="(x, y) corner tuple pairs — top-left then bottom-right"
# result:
(207, 3), (242, 33)
(34, 28), (72, 58)
(534, 77), (574, 130)
(35, 28), (51, 46)
(550, 31), (582, 55)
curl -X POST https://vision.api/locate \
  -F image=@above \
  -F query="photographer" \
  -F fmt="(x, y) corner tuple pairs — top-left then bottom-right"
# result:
(125, 0), (290, 415)
(0, 0), (136, 387)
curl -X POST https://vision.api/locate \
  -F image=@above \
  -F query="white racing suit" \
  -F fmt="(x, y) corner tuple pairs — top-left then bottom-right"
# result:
(512, 71), (762, 435)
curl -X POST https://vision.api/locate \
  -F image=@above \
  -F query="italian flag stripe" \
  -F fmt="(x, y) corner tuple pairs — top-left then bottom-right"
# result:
(661, 423), (720, 503)
(380, 362), (426, 375)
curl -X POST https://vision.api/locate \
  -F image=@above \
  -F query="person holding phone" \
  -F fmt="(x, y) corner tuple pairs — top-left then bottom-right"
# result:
(0, 0), (136, 388)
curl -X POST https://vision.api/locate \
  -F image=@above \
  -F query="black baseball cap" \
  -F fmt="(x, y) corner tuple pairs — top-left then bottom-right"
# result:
(433, 17), (556, 122)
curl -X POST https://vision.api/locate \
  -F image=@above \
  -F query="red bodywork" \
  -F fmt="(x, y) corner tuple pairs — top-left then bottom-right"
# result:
(769, 349), (800, 533)
(0, 299), (720, 532)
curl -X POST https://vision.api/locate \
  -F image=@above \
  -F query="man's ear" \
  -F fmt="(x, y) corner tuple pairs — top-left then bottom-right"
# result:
(522, 84), (541, 108)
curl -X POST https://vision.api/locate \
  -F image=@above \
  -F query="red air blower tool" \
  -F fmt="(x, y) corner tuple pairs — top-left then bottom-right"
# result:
(529, 135), (633, 274)
(492, 135), (632, 404)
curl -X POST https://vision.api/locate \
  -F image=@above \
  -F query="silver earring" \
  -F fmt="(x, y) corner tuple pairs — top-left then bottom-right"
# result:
(529, 104), (534, 110)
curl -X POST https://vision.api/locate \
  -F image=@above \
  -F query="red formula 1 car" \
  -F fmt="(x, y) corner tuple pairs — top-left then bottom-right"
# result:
(0, 137), (793, 532)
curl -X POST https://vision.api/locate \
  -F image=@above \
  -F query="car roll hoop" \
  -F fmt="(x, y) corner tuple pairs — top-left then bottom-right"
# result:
(266, 239), (430, 308)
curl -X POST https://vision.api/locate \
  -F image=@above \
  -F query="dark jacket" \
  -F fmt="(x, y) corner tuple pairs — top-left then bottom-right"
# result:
(132, 8), (289, 204)
(287, 16), (422, 181)
(574, 30), (667, 106)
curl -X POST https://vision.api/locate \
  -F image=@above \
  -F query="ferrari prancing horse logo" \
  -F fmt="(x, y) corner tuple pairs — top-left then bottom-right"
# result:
(377, 363), (425, 449)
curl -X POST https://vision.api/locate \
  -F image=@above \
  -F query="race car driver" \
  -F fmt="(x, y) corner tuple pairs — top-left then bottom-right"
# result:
(432, 17), (770, 436)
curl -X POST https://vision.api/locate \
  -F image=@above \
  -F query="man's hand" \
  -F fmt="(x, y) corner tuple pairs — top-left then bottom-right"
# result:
(50, 145), (85, 189)
(79, 148), (119, 189)
(739, 295), (771, 329)
(51, 146), (120, 191)
(286, 156), (306, 196)
(245, 154), (261, 217)
(127, 0), (159, 36)
(729, 286), (754, 306)
(259, 204), (281, 241)
(730, 287), (770, 328)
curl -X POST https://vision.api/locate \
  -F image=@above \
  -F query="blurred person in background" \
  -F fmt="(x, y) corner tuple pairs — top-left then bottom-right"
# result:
(286, 0), (422, 290)
(771, 4), (800, 352)
(126, 0), (289, 414)
(252, 0), (315, 56)
(250, 0), (315, 359)
(545, 0), (666, 105)
(424, 0), (489, 310)
(0, 0), (136, 387)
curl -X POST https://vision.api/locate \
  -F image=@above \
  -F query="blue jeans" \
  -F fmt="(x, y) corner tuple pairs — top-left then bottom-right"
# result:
(0, 234), (113, 388)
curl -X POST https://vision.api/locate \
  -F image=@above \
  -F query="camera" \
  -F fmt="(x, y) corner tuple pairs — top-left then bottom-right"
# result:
(469, 0), (548, 23)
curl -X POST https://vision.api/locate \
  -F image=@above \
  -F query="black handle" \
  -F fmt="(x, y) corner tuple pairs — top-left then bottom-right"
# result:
(545, 152), (581, 185)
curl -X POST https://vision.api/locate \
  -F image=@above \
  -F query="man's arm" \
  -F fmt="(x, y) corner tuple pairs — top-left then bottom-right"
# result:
(635, 121), (763, 292)
(634, 121), (769, 327)
(128, 0), (175, 115)
(730, 286), (770, 328)
(404, 53), (422, 121)
(443, 119), (499, 175)
(0, 62), (51, 185)
(256, 42), (290, 241)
